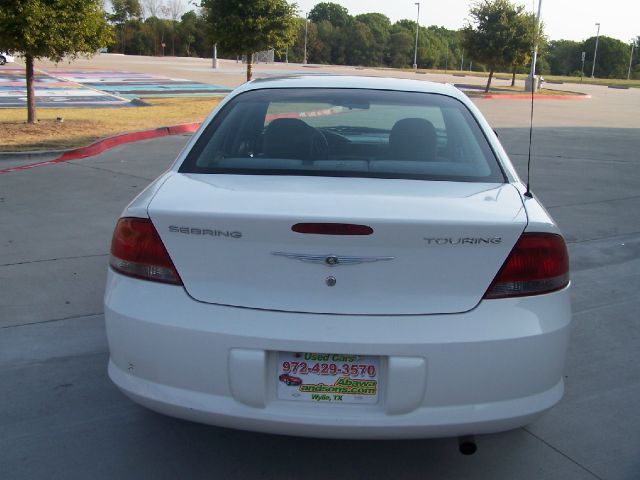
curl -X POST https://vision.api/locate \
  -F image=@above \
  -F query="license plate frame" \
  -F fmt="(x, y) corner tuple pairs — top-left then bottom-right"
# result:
(276, 352), (380, 405)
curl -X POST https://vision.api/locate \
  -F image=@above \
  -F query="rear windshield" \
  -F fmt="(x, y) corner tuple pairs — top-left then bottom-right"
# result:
(179, 88), (504, 182)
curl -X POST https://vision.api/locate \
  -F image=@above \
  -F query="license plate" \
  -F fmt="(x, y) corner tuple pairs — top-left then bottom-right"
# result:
(276, 352), (380, 404)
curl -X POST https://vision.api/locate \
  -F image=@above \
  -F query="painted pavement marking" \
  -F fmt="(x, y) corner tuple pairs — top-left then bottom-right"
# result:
(43, 69), (231, 99)
(0, 68), (130, 108)
(0, 68), (231, 108)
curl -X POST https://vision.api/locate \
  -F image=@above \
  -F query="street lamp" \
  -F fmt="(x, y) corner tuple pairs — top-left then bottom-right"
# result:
(628, 40), (635, 81)
(413, 3), (420, 69)
(591, 22), (601, 78)
(303, 13), (309, 65)
(527, 0), (542, 92)
(444, 40), (448, 73)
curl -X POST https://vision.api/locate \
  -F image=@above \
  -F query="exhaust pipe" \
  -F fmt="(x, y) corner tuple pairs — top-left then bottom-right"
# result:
(458, 436), (477, 455)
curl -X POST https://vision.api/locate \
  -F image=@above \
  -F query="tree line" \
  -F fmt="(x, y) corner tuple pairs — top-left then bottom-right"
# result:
(547, 36), (640, 79)
(105, 1), (638, 81)
(1, 0), (638, 123)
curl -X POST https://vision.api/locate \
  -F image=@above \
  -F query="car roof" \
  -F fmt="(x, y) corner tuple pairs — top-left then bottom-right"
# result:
(234, 74), (465, 101)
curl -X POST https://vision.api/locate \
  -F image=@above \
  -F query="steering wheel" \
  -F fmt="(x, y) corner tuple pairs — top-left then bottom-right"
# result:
(309, 128), (329, 160)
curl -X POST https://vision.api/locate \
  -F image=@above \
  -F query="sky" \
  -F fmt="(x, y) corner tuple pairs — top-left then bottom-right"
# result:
(293, 0), (639, 43)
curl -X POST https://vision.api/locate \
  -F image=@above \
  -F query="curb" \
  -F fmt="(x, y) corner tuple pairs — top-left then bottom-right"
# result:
(0, 105), (348, 174)
(0, 123), (201, 175)
(0, 148), (72, 160)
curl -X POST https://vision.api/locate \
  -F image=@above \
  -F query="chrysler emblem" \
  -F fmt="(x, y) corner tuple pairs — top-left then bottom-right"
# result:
(272, 252), (395, 266)
(325, 256), (339, 265)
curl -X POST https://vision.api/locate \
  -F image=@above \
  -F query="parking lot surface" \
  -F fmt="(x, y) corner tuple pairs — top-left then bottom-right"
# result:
(0, 66), (230, 108)
(0, 68), (130, 107)
(1, 60), (640, 479)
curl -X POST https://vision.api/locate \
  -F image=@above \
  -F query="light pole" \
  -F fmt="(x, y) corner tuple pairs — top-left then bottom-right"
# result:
(303, 13), (309, 65)
(444, 40), (448, 73)
(591, 22), (601, 78)
(413, 3), (420, 69)
(527, 0), (542, 92)
(628, 40), (635, 81)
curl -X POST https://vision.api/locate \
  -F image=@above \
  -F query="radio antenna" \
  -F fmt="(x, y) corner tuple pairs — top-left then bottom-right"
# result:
(525, 79), (535, 198)
(525, 0), (542, 199)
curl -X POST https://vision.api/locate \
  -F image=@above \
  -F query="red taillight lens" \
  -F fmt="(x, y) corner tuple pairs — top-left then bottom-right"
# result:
(484, 233), (569, 299)
(109, 217), (183, 285)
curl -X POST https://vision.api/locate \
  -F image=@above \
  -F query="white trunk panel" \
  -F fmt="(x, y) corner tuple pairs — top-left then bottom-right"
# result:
(148, 174), (526, 314)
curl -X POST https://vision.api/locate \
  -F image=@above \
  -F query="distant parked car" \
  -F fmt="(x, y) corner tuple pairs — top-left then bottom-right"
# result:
(0, 52), (15, 65)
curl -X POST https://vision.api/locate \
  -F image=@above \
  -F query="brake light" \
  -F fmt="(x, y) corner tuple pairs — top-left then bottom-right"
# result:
(292, 223), (373, 235)
(109, 217), (183, 285)
(484, 233), (569, 299)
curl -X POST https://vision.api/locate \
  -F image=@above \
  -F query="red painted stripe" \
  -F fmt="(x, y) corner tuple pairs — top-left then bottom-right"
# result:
(0, 122), (201, 175)
(265, 106), (345, 122)
(479, 94), (591, 100)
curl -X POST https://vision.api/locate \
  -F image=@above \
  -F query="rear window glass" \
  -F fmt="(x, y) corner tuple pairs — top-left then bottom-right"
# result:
(179, 88), (504, 183)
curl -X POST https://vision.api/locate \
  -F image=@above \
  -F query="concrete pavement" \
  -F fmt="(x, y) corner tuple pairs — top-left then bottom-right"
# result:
(2, 56), (640, 479)
(1, 123), (639, 478)
(29, 54), (640, 130)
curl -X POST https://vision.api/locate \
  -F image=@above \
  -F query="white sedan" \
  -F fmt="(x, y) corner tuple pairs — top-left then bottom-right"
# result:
(105, 76), (571, 441)
(0, 52), (15, 65)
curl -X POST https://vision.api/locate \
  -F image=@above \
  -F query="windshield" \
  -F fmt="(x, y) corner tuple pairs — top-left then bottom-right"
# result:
(179, 88), (505, 183)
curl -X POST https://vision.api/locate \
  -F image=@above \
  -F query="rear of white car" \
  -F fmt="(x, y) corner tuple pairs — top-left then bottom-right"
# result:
(0, 52), (15, 65)
(105, 76), (571, 439)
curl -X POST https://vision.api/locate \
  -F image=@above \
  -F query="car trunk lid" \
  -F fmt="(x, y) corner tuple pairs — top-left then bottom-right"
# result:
(148, 173), (527, 315)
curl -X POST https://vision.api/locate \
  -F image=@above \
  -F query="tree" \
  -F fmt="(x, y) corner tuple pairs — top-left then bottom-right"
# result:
(388, 30), (414, 68)
(354, 13), (390, 65)
(111, 0), (142, 23)
(504, 12), (540, 86)
(423, 26), (460, 71)
(346, 21), (374, 66)
(307, 3), (352, 65)
(308, 2), (350, 28)
(178, 10), (198, 56)
(165, 0), (184, 55)
(584, 35), (630, 78)
(287, 16), (319, 63)
(202, 0), (297, 81)
(111, 0), (142, 52)
(142, 0), (164, 18)
(546, 39), (582, 76)
(462, 0), (527, 92)
(633, 37), (640, 79)
(310, 20), (333, 63)
(0, 0), (112, 123)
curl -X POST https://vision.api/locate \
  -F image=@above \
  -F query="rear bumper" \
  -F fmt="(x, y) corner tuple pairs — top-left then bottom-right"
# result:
(105, 270), (572, 439)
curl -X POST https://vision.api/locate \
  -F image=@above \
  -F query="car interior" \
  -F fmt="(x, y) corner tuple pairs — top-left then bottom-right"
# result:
(183, 89), (504, 182)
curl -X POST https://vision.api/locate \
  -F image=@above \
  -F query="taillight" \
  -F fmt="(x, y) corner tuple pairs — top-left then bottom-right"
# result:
(109, 217), (183, 285)
(484, 233), (569, 299)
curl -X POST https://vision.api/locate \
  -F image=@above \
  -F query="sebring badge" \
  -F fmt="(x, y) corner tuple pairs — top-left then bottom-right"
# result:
(272, 252), (395, 266)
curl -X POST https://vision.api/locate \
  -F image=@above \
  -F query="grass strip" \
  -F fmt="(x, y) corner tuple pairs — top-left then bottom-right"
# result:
(418, 69), (640, 88)
(1, 97), (222, 152)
